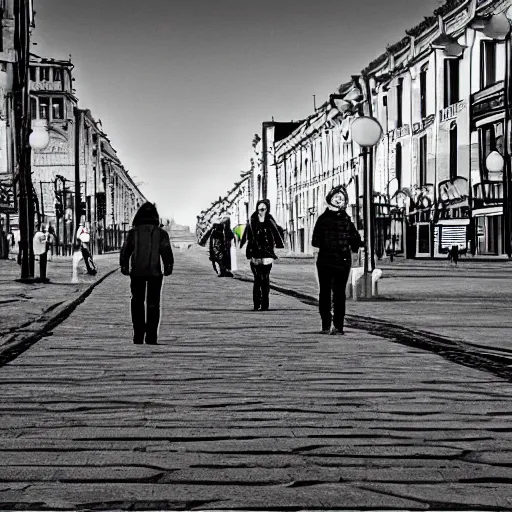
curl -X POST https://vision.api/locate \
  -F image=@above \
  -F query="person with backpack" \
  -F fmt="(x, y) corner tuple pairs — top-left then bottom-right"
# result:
(120, 202), (174, 345)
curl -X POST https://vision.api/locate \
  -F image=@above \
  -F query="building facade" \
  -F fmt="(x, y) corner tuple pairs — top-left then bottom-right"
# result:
(197, 0), (512, 260)
(29, 55), (145, 255)
(0, 0), (34, 238)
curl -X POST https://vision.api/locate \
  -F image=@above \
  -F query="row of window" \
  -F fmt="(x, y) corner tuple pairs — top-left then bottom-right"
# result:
(29, 66), (63, 83)
(393, 40), (504, 127)
(393, 119), (502, 190)
(30, 96), (65, 121)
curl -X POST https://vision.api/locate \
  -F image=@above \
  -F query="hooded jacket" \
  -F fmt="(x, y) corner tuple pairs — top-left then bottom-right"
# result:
(240, 200), (285, 260)
(120, 203), (174, 277)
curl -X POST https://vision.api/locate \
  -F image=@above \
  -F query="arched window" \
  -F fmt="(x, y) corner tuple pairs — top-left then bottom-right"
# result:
(395, 143), (402, 189)
(449, 121), (458, 181)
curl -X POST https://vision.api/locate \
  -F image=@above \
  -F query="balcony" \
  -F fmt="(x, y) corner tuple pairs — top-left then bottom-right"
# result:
(473, 180), (503, 209)
(439, 99), (466, 123)
(471, 81), (505, 126)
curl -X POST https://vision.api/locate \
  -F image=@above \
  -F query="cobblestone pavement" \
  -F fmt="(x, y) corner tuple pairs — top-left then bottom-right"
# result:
(229, 248), (512, 364)
(0, 253), (120, 365)
(1, 250), (512, 510)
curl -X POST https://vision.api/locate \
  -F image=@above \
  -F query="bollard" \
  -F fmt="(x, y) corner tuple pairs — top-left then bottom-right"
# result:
(372, 268), (383, 296)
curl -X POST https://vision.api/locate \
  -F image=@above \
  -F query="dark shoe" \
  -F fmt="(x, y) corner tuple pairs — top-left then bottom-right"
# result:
(133, 337), (144, 344)
(260, 306), (269, 311)
(330, 327), (344, 335)
(145, 336), (158, 345)
(320, 329), (331, 334)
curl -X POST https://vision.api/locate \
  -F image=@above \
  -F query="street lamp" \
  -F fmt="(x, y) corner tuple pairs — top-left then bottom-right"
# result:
(29, 120), (50, 150)
(351, 116), (383, 297)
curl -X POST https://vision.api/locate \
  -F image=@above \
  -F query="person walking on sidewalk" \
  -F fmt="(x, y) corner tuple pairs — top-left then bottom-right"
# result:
(240, 199), (284, 311)
(120, 202), (174, 345)
(312, 185), (363, 335)
(76, 223), (97, 275)
(33, 225), (49, 283)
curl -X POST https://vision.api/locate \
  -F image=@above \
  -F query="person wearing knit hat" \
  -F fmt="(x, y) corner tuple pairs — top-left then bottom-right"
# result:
(311, 184), (363, 335)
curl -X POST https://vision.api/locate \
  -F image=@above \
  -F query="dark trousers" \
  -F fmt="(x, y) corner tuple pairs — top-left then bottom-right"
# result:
(317, 263), (351, 331)
(81, 245), (95, 274)
(39, 252), (47, 280)
(130, 275), (164, 343)
(250, 262), (272, 310)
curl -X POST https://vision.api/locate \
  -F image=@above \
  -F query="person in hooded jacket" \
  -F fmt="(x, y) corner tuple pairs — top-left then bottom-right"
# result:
(312, 185), (363, 335)
(120, 202), (174, 345)
(240, 199), (284, 311)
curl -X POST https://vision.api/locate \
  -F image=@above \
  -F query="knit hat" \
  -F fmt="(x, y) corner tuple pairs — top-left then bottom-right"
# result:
(326, 185), (349, 207)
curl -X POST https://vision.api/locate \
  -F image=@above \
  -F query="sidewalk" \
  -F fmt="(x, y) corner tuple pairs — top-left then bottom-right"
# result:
(0, 252), (120, 363)
(219, 246), (512, 359)
(1, 249), (512, 509)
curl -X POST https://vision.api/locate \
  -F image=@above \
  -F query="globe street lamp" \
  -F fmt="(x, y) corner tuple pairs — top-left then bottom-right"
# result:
(351, 116), (383, 297)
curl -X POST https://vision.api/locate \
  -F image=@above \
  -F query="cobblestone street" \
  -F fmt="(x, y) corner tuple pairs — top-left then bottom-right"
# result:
(1, 249), (512, 510)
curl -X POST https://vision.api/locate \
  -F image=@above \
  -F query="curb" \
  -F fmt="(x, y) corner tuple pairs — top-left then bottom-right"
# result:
(0, 267), (119, 368)
(234, 272), (512, 382)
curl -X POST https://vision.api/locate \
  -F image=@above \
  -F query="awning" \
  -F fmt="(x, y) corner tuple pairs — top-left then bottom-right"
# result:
(472, 206), (503, 217)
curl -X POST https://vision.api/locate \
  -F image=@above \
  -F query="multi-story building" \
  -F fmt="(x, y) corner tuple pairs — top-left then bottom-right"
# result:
(0, 0), (34, 237)
(273, 0), (512, 259)
(29, 55), (145, 254)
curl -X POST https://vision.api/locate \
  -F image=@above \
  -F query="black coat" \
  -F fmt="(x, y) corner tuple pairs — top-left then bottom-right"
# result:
(312, 208), (362, 268)
(240, 213), (284, 260)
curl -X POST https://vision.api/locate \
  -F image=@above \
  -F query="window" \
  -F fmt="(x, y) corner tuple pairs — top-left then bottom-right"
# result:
(396, 78), (403, 128)
(419, 135), (427, 186)
(29, 66), (36, 82)
(39, 67), (50, 81)
(449, 122), (458, 181)
(30, 97), (37, 120)
(481, 40), (497, 89)
(444, 58), (460, 107)
(395, 143), (402, 189)
(39, 97), (49, 119)
(419, 67), (427, 119)
(51, 97), (64, 119)
(53, 68), (62, 81)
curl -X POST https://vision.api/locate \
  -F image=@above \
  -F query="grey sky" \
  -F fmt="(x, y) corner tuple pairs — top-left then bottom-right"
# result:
(33, 0), (442, 228)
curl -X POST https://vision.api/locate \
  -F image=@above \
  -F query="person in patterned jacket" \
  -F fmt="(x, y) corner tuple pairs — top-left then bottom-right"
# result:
(312, 185), (363, 335)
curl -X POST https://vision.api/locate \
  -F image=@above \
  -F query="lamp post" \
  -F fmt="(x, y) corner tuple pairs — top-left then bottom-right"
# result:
(351, 116), (383, 297)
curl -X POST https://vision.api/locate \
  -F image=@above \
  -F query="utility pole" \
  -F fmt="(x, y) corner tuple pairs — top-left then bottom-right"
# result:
(13, 0), (34, 280)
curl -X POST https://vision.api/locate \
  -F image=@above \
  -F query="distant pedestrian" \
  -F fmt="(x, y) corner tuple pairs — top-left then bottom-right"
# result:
(33, 225), (49, 282)
(199, 217), (235, 277)
(76, 223), (96, 275)
(120, 202), (174, 345)
(311, 185), (363, 335)
(46, 224), (56, 261)
(240, 199), (284, 311)
(448, 245), (459, 266)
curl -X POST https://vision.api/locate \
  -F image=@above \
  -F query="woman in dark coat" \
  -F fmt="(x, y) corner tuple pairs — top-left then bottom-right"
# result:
(199, 217), (235, 277)
(240, 199), (284, 311)
(312, 185), (362, 335)
(120, 202), (174, 345)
